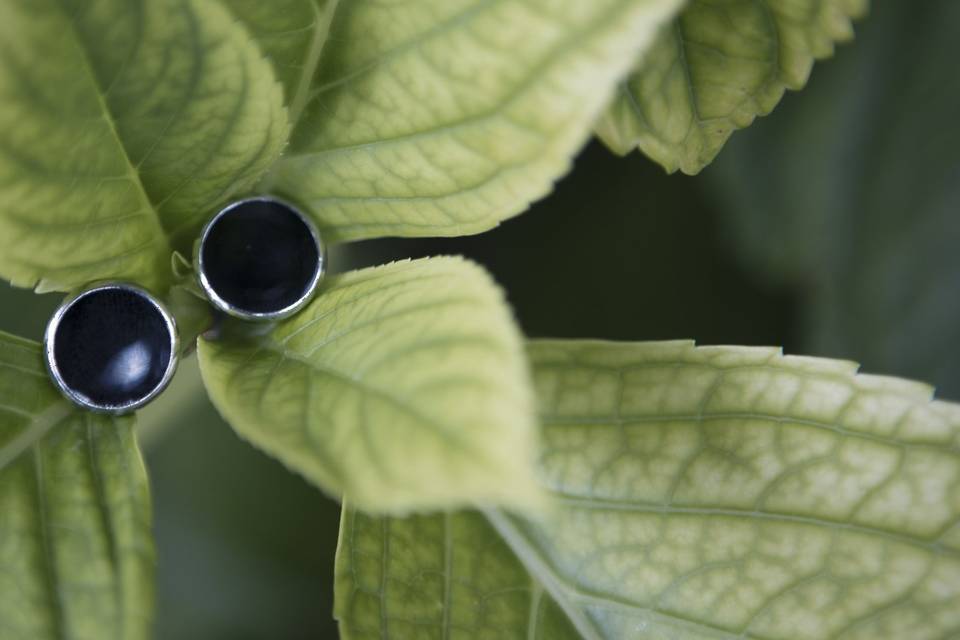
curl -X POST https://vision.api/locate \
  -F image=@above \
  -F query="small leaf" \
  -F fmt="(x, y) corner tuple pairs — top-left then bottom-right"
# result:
(198, 257), (539, 513)
(267, 0), (685, 243)
(337, 340), (960, 639)
(596, 0), (867, 174)
(0, 0), (289, 292)
(221, 0), (340, 122)
(0, 331), (154, 640)
(708, 0), (960, 398)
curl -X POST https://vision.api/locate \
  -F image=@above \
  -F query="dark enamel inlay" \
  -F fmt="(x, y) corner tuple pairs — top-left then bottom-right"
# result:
(49, 287), (175, 410)
(200, 199), (321, 317)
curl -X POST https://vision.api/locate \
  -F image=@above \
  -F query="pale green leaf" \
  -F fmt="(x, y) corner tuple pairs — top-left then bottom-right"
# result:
(0, 331), (154, 640)
(0, 0), (289, 292)
(221, 0), (339, 122)
(197, 257), (539, 513)
(267, 0), (685, 243)
(335, 509), (580, 639)
(596, 0), (867, 174)
(337, 340), (960, 639)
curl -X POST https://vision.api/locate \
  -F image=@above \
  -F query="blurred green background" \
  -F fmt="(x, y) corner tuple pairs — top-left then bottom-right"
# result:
(1, 1), (956, 637)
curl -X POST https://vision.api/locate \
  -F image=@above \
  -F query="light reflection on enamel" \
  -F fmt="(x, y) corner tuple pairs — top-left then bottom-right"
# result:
(100, 340), (152, 392)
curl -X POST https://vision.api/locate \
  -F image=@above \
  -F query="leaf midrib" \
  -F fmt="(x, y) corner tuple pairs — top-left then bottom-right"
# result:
(52, 0), (172, 270)
(287, 0), (668, 158)
(84, 414), (125, 637)
(303, 0), (500, 103)
(33, 442), (66, 640)
(543, 411), (960, 456)
(483, 508), (745, 640)
(548, 493), (960, 558)
(257, 342), (501, 466)
(484, 477), (959, 640)
(288, 0), (338, 124)
(533, 359), (947, 445)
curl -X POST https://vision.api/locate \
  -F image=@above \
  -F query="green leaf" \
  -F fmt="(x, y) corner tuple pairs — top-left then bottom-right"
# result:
(197, 257), (539, 513)
(266, 0), (685, 243)
(708, 0), (960, 399)
(0, 0), (289, 292)
(335, 509), (580, 639)
(220, 0), (339, 123)
(337, 340), (960, 639)
(0, 330), (154, 640)
(596, 0), (867, 174)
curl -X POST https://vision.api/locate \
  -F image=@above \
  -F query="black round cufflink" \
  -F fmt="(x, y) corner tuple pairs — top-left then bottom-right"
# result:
(42, 197), (320, 412)
(44, 283), (179, 414)
(196, 197), (325, 321)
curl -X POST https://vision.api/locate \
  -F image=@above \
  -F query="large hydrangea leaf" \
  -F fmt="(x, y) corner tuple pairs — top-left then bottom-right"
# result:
(0, 0), (288, 292)
(268, 0), (686, 243)
(337, 340), (960, 639)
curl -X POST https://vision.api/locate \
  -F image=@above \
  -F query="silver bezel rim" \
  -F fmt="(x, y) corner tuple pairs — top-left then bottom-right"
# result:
(196, 196), (326, 321)
(43, 282), (180, 415)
